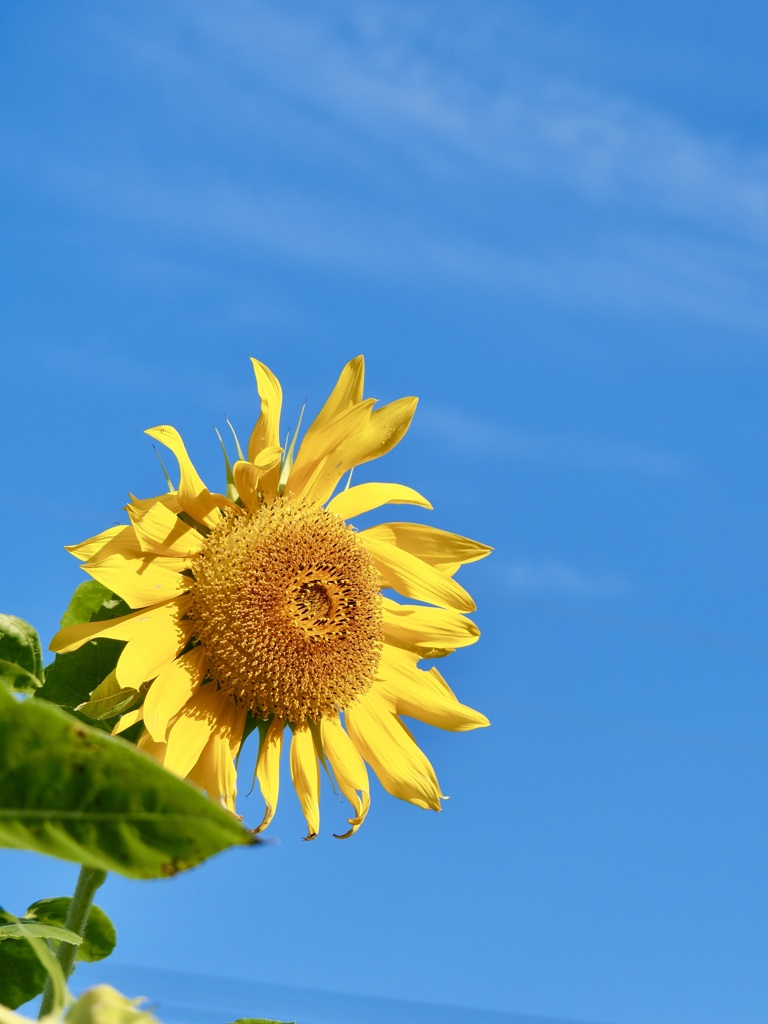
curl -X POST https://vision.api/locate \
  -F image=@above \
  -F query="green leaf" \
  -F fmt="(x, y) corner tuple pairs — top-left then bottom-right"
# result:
(0, 908), (51, 1009)
(26, 898), (116, 963)
(37, 583), (133, 713)
(76, 673), (142, 722)
(0, 686), (257, 878)
(0, 921), (81, 945)
(59, 580), (117, 630)
(0, 616), (43, 694)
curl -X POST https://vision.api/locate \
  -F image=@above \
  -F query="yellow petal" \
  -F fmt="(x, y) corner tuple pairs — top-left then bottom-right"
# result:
(298, 355), (365, 452)
(143, 646), (208, 743)
(50, 600), (182, 655)
(287, 399), (375, 499)
(116, 597), (194, 689)
(187, 705), (246, 812)
(187, 734), (235, 812)
(361, 523), (491, 576)
(232, 445), (283, 510)
(127, 501), (204, 560)
(66, 525), (129, 562)
(128, 492), (183, 516)
(72, 520), (182, 572)
(361, 533), (475, 612)
(164, 685), (233, 779)
(320, 715), (370, 838)
(289, 722), (320, 840)
(146, 425), (235, 528)
(112, 705), (144, 735)
(289, 397), (418, 505)
(346, 691), (443, 811)
(83, 555), (190, 610)
(247, 359), (283, 459)
(247, 360), (283, 498)
(326, 482), (432, 520)
(254, 717), (284, 833)
(137, 729), (165, 759)
(382, 597), (480, 655)
(376, 647), (489, 732)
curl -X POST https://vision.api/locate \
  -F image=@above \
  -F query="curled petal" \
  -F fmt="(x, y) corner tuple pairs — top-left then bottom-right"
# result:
(247, 360), (283, 497)
(320, 715), (370, 838)
(254, 718), (285, 833)
(346, 691), (443, 811)
(146, 425), (236, 528)
(233, 445), (283, 510)
(247, 359), (283, 459)
(290, 723), (320, 840)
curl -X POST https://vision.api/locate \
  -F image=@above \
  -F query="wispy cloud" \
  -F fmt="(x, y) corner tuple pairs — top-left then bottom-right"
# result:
(183, 0), (768, 236)
(416, 407), (691, 478)
(503, 559), (627, 598)
(8, 0), (768, 326)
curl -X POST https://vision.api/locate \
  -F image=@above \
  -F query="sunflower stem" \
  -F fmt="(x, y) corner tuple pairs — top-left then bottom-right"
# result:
(38, 866), (108, 1019)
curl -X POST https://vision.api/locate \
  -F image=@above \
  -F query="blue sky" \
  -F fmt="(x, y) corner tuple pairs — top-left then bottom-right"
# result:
(2, 3), (768, 1023)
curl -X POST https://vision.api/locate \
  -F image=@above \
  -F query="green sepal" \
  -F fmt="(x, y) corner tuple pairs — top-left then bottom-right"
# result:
(25, 898), (116, 963)
(0, 615), (44, 694)
(0, 685), (257, 878)
(276, 406), (305, 495)
(216, 426), (239, 504)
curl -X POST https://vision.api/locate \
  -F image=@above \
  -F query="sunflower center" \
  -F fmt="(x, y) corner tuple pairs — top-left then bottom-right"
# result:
(187, 497), (384, 723)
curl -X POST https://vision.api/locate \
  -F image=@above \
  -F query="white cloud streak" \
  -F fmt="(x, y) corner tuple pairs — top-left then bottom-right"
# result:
(416, 407), (691, 478)
(9, 0), (768, 326)
(503, 559), (627, 598)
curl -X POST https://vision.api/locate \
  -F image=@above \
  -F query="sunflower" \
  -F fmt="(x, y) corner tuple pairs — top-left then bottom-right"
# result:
(50, 357), (490, 838)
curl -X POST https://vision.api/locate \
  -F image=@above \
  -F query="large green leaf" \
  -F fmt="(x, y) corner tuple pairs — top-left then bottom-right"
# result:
(0, 687), (256, 878)
(37, 583), (132, 715)
(0, 615), (44, 694)
(26, 898), (116, 963)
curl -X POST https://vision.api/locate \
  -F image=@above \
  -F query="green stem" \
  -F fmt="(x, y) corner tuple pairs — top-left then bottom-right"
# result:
(38, 866), (108, 1019)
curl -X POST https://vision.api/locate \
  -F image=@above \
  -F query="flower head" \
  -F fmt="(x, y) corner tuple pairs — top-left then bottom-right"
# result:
(51, 357), (490, 838)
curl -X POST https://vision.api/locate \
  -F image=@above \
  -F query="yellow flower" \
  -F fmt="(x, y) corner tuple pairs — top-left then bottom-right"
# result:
(51, 357), (490, 838)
